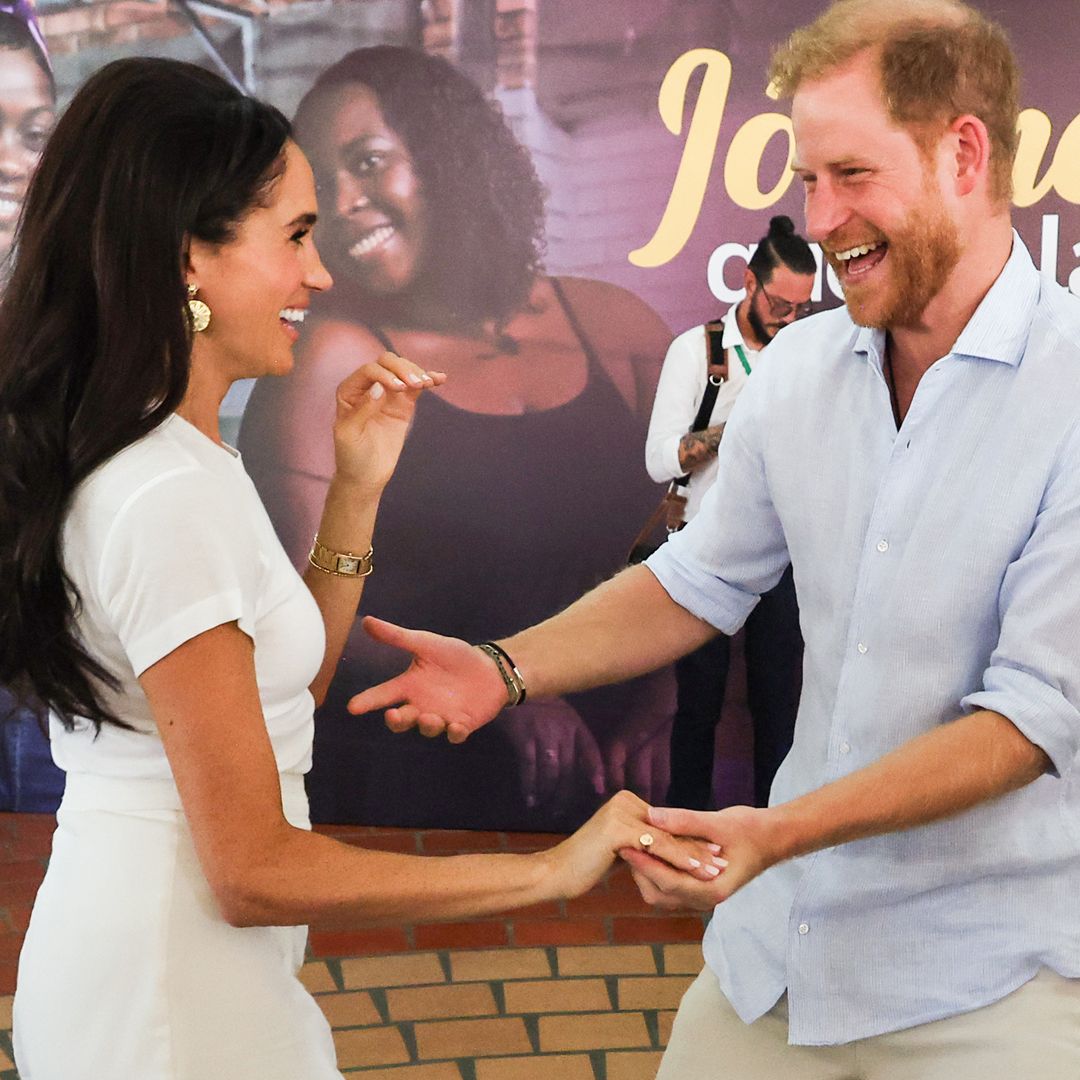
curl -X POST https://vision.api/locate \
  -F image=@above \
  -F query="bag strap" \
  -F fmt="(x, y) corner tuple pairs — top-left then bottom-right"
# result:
(628, 491), (678, 555)
(672, 321), (725, 488)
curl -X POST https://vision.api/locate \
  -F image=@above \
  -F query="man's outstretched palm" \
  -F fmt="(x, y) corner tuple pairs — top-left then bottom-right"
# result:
(347, 616), (507, 743)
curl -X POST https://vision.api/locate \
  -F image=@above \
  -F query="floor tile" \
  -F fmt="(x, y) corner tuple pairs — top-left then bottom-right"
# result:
(661, 944), (703, 975)
(539, 1012), (651, 1052)
(502, 978), (610, 1015)
(556, 945), (656, 977)
(605, 1050), (665, 1079)
(300, 960), (338, 993)
(317, 990), (383, 1028)
(414, 1017), (532, 1059)
(342, 953), (446, 990)
(345, 1064), (461, 1079)
(474, 1053), (595, 1080)
(617, 975), (695, 1010)
(333, 1025), (411, 1069)
(448, 948), (551, 982)
(387, 982), (497, 1022)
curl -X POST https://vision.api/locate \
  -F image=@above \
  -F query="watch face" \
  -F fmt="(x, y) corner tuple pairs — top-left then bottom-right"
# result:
(337, 556), (360, 574)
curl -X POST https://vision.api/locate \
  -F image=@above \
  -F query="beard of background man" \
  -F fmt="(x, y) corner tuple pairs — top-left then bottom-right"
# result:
(744, 287), (776, 346)
(825, 167), (963, 331)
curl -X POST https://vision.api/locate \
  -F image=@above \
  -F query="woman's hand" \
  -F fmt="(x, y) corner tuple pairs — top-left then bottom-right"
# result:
(539, 790), (726, 901)
(620, 804), (780, 911)
(331, 352), (446, 493)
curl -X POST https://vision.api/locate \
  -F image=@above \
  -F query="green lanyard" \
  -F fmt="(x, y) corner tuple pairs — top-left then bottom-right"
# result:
(732, 343), (752, 376)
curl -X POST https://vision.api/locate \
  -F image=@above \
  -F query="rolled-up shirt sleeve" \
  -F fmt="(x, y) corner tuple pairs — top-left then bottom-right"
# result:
(962, 422), (1080, 776)
(646, 355), (791, 636)
(645, 331), (702, 484)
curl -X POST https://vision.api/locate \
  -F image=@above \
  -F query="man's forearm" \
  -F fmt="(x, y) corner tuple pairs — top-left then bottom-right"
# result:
(500, 566), (716, 700)
(677, 423), (725, 473)
(766, 709), (1051, 862)
(625, 709), (1054, 911)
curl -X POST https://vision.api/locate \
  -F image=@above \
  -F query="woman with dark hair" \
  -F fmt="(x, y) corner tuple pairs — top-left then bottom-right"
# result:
(239, 46), (677, 829)
(0, 0), (65, 813)
(1, 57), (712, 1078)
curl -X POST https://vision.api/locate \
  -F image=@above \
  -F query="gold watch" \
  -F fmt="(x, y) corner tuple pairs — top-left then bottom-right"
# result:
(308, 537), (374, 577)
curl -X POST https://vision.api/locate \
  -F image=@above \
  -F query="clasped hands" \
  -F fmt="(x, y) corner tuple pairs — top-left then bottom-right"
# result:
(347, 616), (783, 910)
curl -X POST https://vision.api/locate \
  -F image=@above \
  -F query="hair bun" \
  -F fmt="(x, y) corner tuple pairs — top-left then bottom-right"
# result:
(768, 215), (796, 236)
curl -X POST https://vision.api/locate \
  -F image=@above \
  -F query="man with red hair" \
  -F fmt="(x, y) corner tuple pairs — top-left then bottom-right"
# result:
(353, 3), (1080, 1073)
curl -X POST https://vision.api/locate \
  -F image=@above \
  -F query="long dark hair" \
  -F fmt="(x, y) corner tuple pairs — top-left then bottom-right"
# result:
(0, 58), (290, 732)
(296, 45), (546, 328)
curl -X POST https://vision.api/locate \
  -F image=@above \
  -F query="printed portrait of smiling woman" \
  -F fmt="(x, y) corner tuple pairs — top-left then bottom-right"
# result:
(0, 2), (54, 279)
(239, 45), (678, 830)
(0, 0), (63, 814)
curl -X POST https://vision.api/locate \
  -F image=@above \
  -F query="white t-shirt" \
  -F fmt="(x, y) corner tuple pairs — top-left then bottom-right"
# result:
(644, 307), (758, 521)
(52, 414), (325, 781)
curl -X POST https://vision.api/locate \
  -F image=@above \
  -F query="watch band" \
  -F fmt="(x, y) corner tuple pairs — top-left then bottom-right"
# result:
(308, 537), (374, 578)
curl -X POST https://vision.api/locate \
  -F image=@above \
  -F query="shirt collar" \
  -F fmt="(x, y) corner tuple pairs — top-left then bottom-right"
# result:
(852, 230), (1039, 370)
(722, 303), (757, 354)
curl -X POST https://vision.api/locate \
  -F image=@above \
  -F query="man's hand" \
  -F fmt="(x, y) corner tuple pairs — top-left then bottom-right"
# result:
(347, 616), (509, 743)
(677, 423), (725, 473)
(503, 700), (606, 811)
(620, 804), (780, 910)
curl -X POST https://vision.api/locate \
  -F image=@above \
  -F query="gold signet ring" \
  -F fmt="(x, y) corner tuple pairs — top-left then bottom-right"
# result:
(638, 832), (655, 850)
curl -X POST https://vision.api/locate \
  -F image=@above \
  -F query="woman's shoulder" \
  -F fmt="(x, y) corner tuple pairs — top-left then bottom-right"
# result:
(550, 275), (671, 413)
(552, 276), (669, 335)
(80, 417), (251, 513)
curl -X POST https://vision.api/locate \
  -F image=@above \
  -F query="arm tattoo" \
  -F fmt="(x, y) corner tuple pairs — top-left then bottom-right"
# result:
(677, 424), (725, 473)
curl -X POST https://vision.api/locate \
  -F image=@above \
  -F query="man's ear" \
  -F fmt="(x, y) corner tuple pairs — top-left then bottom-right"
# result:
(948, 114), (991, 198)
(743, 266), (757, 296)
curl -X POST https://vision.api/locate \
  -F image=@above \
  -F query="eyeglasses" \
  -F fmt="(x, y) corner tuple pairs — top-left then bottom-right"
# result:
(752, 272), (813, 320)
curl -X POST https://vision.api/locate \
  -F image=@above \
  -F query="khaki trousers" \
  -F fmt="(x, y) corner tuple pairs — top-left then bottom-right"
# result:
(657, 966), (1080, 1080)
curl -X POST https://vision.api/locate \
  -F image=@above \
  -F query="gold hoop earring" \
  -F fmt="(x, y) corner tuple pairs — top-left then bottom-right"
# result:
(186, 284), (212, 333)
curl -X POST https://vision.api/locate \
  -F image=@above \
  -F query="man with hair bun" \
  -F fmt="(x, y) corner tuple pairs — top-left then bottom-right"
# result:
(645, 214), (815, 811)
(353, 1), (1080, 1072)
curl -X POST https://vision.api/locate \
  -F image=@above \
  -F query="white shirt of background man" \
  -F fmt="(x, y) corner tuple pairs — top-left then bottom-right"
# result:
(645, 306), (756, 522)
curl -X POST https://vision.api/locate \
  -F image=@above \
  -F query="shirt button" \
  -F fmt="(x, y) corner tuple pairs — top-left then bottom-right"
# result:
(798, 923), (810, 935)
(839, 741), (851, 754)
(876, 540), (889, 552)
(857, 642), (868, 654)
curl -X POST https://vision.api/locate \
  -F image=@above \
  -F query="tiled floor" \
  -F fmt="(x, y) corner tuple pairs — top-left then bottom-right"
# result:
(0, 813), (707, 1078)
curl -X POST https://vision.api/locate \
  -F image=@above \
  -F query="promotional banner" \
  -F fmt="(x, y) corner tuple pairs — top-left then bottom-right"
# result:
(2, 0), (1077, 829)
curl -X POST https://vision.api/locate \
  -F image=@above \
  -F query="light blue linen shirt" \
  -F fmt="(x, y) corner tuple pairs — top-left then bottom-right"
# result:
(647, 235), (1080, 1045)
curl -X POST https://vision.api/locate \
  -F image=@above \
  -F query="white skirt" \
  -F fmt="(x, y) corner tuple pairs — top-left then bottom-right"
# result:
(14, 772), (343, 1080)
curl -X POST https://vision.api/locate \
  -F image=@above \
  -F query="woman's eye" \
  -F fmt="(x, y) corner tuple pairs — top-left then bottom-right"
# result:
(22, 127), (51, 154)
(348, 151), (384, 176)
(291, 228), (310, 245)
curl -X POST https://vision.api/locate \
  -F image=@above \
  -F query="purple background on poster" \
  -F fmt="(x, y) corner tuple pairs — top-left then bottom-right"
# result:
(6, 0), (1079, 827)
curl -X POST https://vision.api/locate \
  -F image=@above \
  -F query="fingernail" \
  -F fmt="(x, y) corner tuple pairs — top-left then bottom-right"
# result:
(688, 857), (701, 869)
(369, 382), (385, 400)
(707, 843), (722, 855)
(392, 378), (406, 389)
(648, 806), (668, 826)
(712, 857), (729, 868)
(406, 373), (423, 385)
(704, 865), (720, 877)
